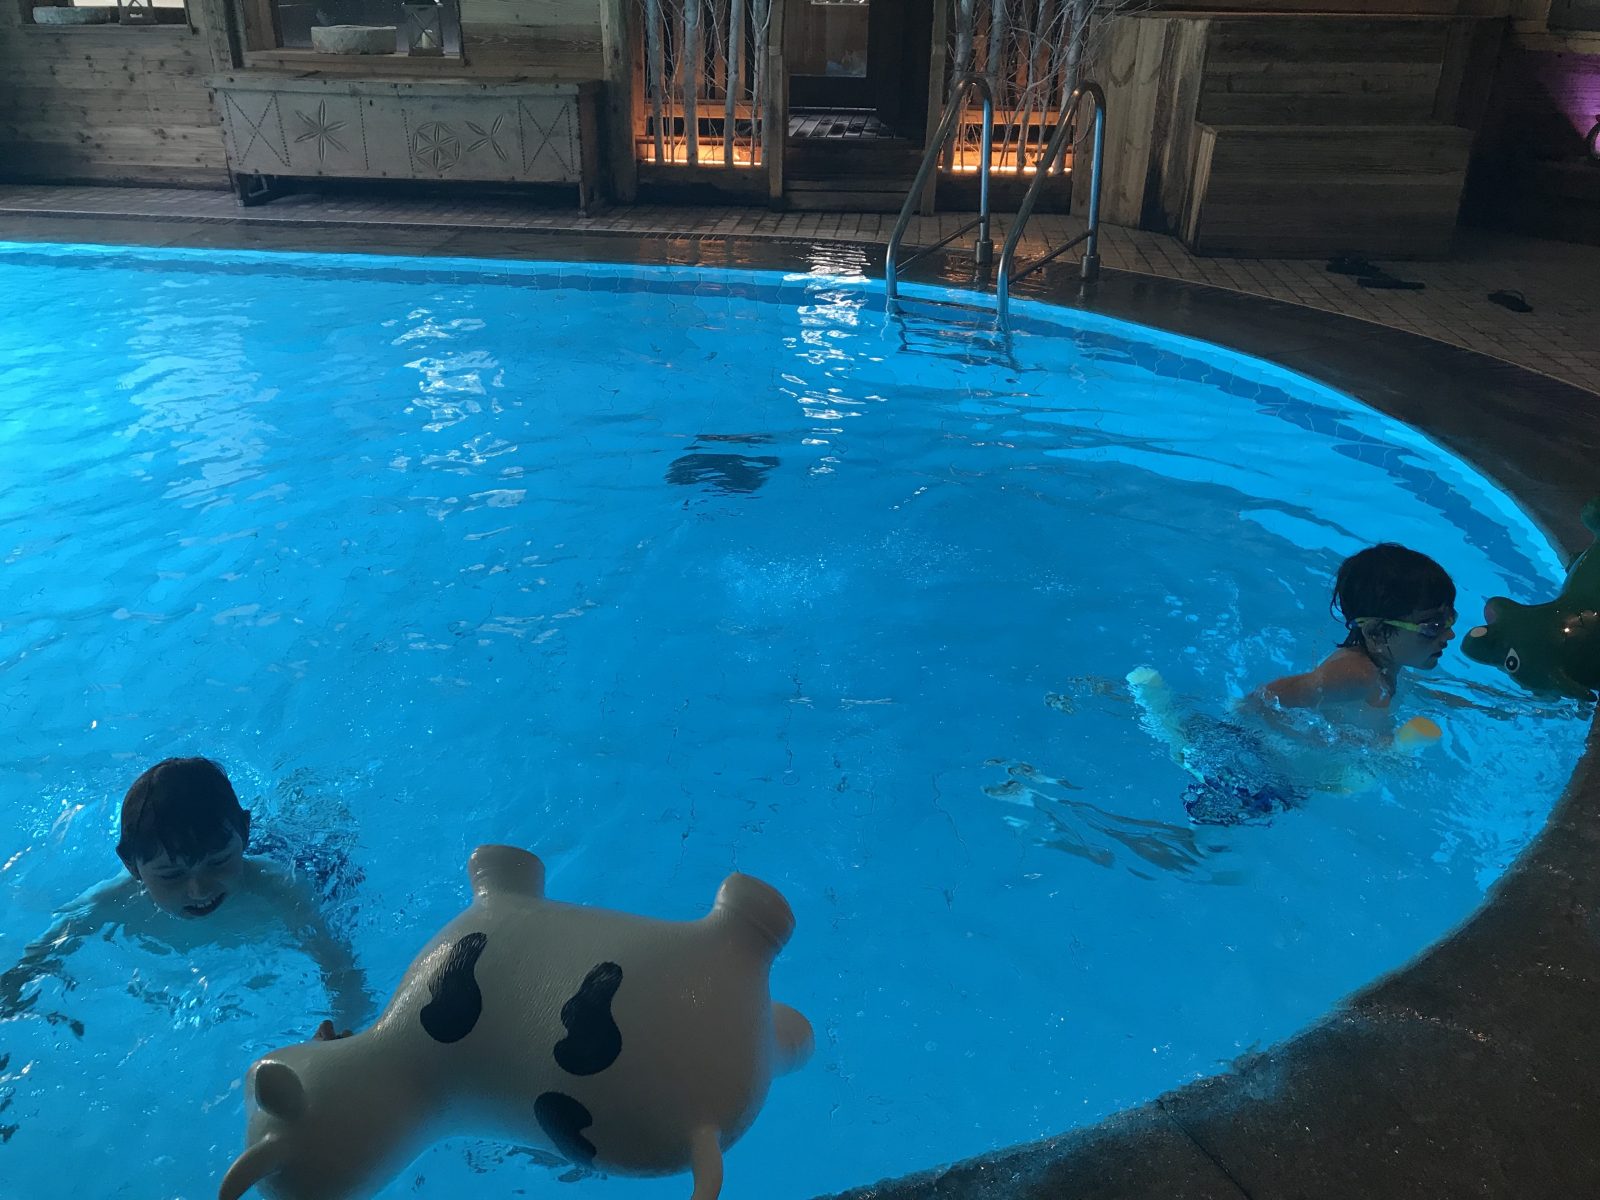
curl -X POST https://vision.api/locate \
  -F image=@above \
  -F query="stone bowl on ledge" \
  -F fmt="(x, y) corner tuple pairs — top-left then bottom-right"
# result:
(32, 6), (118, 23)
(309, 24), (397, 54)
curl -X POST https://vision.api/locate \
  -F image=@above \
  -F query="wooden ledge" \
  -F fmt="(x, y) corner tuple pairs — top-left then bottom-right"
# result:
(18, 22), (195, 35)
(242, 49), (467, 74)
(209, 71), (600, 95)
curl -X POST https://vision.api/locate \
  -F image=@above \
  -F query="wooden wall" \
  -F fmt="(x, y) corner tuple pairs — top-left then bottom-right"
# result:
(1085, 12), (1499, 255)
(1089, 14), (1498, 232)
(1150, 0), (1513, 14)
(0, 0), (608, 187)
(0, 16), (231, 186)
(459, 0), (604, 76)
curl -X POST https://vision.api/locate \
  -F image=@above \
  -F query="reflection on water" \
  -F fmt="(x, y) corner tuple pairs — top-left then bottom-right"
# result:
(986, 760), (1249, 886)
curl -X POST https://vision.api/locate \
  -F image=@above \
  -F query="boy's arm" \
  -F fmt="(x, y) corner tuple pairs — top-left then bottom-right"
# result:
(0, 876), (139, 1034)
(248, 864), (372, 1032)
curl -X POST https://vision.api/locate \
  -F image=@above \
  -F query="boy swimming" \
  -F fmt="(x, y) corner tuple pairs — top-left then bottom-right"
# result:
(1128, 543), (1455, 825)
(1248, 543), (1457, 733)
(1, 757), (367, 1032)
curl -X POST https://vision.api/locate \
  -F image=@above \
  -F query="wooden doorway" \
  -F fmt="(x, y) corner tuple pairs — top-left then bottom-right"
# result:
(783, 0), (935, 209)
(785, 0), (933, 133)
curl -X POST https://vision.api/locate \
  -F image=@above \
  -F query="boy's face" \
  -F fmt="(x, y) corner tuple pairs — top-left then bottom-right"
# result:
(133, 830), (247, 918)
(1386, 605), (1458, 670)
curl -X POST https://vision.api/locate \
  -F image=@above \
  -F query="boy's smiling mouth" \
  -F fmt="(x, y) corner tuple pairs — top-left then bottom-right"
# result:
(184, 893), (227, 917)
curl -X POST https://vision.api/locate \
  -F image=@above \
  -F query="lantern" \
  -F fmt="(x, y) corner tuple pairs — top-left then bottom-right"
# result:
(402, 1), (443, 56)
(118, 0), (160, 24)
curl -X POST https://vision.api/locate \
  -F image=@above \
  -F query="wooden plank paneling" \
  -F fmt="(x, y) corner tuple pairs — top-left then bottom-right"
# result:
(455, 0), (604, 78)
(1148, 0), (1511, 14)
(0, 21), (228, 185)
(460, 25), (604, 76)
(1085, 14), (1210, 231)
(0, 136), (224, 167)
(0, 145), (228, 185)
(2, 84), (220, 117)
(1204, 18), (1451, 62)
(1432, 15), (1504, 126)
(1202, 123), (1473, 172)
(0, 0), (611, 188)
(1198, 91), (1436, 123)
(1184, 123), (1471, 257)
(459, 0), (597, 28)
(241, 48), (471, 73)
(598, 0), (636, 201)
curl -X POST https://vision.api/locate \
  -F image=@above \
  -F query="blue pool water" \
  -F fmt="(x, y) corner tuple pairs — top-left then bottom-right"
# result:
(0, 242), (1586, 1200)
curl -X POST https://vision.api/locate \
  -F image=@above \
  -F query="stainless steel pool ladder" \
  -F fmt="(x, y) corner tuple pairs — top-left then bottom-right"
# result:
(996, 81), (1107, 316)
(883, 72), (996, 309)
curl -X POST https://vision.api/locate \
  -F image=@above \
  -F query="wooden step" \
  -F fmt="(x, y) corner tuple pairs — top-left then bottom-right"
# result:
(1183, 123), (1471, 257)
(787, 175), (918, 191)
(784, 137), (922, 171)
(1199, 91), (1438, 125)
(783, 188), (911, 212)
(1201, 123), (1471, 174)
(1202, 16), (1453, 64)
(1194, 15), (1452, 129)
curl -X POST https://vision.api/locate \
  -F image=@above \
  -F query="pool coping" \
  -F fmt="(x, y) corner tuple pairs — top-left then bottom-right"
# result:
(2, 215), (1595, 1199)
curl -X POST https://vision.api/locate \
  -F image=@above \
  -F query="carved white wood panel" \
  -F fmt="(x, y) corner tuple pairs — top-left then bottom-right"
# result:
(210, 76), (592, 186)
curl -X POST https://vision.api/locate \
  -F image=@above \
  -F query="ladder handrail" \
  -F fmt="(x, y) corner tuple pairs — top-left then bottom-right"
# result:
(885, 72), (996, 307)
(996, 80), (1107, 316)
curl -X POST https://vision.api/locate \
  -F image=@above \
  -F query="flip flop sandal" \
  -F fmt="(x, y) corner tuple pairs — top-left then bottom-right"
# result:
(1358, 272), (1426, 290)
(1488, 289), (1533, 313)
(1326, 254), (1381, 276)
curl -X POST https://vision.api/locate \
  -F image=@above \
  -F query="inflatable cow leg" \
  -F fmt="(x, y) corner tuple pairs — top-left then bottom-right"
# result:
(220, 845), (811, 1200)
(468, 842), (545, 899)
(772, 1003), (814, 1075)
(688, 1126), (724, 1200)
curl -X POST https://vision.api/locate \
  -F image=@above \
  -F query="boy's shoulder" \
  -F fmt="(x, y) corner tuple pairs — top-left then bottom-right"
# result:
(1309, 648), (1387, 703)
(61, 872), (142, 917)
(238, 855), (323, 922)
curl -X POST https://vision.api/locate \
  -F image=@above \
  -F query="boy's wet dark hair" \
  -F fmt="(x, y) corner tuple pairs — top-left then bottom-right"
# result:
(1331, 543), (1456, 648)
(115, 757), (251, 876)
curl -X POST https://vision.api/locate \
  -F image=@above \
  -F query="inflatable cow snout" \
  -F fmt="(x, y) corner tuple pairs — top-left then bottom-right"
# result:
(219, 846), (813, 1200)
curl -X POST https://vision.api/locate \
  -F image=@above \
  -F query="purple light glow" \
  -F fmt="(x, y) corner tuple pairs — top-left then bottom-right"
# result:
(1540, 51), (1600, 145)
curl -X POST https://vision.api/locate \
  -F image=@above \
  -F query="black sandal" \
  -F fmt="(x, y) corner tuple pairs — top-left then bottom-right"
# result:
(1488, 289), (1533, 313)
(1358, 272), (1426, 291)
(1327, 254), (1381, 277)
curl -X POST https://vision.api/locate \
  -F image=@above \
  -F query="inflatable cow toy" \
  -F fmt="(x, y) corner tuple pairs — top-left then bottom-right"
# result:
(219, 845), (813, 1200)
(1462, 496), (1600, 701)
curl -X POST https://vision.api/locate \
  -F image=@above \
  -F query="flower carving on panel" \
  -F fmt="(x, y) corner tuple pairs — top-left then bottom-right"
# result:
(465, 114), (511, 163)
(412, 121), (462, 172)
(293, 101), (349, 162)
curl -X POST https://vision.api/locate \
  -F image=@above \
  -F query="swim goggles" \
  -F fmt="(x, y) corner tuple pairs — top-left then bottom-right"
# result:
(1348, 614), (1455, 640)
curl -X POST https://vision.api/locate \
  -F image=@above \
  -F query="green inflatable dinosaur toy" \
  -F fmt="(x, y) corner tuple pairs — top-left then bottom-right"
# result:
(1461, 497), (1600, 701)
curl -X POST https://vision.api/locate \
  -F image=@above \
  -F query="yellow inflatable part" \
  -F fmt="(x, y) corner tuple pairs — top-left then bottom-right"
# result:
(1395, 715), (1443, 748)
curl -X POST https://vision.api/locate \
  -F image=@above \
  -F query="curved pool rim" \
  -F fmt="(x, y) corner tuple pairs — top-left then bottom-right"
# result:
(2, 215), (1595, 1198)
